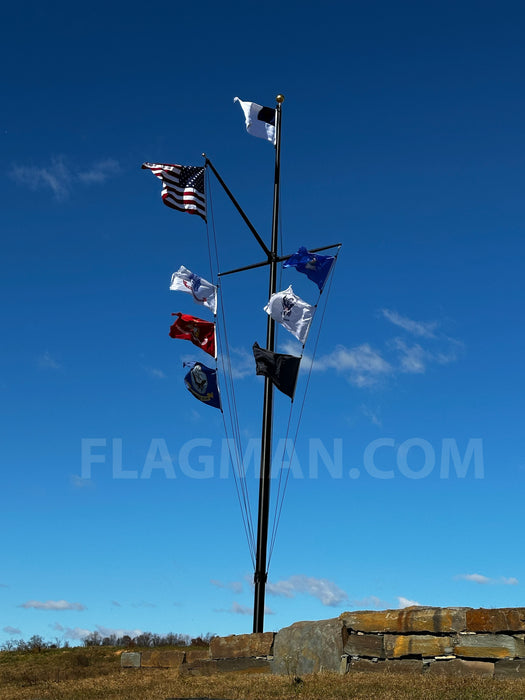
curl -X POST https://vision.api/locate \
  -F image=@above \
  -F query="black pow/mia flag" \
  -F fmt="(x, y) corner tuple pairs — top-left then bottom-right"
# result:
(252, 342), (301, 400)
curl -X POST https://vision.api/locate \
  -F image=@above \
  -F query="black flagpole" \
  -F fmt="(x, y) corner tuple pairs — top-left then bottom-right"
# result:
(253, 94), (284, 634)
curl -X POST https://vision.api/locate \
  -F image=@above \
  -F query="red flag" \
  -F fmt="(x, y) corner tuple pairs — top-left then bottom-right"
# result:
(169, 313), (216, 357)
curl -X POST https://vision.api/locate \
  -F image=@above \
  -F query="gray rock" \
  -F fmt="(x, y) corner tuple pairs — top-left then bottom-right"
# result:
(494, 659), (525, 678)
(272, 618), (347, 675)
(120, 651), (141, 668)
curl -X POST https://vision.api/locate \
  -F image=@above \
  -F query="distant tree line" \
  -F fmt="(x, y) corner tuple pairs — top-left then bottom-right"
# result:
(0, 631), (215, 652)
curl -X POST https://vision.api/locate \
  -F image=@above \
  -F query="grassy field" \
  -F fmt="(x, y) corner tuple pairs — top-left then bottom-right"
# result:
(2, 646), (525, 699)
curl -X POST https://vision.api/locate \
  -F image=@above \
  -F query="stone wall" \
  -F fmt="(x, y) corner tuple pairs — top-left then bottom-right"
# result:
(339, 606), (525, 679)
(121, 632), (274, 675)
(121, 607), (525, 680)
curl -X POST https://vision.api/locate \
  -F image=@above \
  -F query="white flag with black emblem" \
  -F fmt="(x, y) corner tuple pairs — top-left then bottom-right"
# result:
(234, 97), (276, 144)
(264, 285), (314, 344)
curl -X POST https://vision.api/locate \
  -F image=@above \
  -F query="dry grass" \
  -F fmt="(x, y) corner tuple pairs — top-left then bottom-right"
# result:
(2, 648), (525, 699)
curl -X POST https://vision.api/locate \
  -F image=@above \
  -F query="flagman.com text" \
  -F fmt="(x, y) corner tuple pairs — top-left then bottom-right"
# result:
(80, 437), (484, 481)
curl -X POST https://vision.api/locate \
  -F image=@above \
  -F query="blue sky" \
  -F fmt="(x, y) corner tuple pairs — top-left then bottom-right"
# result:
(1, 0), (524, 644)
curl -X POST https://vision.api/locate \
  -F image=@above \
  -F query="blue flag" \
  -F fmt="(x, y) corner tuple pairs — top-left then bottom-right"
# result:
(183, 361), (221, 410)
(283, 246), (335, 290)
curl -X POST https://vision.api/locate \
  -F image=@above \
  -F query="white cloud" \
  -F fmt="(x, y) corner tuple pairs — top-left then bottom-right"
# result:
(266, 575), (348, 607)
(70, 474), (94, 489)
(38, 351), (62, 370)
(76, 159), (121, 184)
(397, 596), (421, 608)
(220, 347), (254, 380)
(351, 595), (388, 609)
(210, 579), (243, 594)
(361, 405), (382, 427)
(230, 602), (253, 615)
(312, 344), (393, 387)
(229, 602), (274, 615)
(130, 601), (156, 608)
(3, 626), (21, 635)
(52, 623), (91, 640)
(456, 573), (518, 585)
(392, 339), (427, 374)
(501, 577), (519, 585)
(381, 309), (437, 338)
(11, 157), (71, 200)
(95, 625), (143, 639)
(144, 366), (167, 379)
(257, 309), (461, 390)
(10, 156), (121, 201)
(20, 599), (86, 611)
(52, 622), (143, 640)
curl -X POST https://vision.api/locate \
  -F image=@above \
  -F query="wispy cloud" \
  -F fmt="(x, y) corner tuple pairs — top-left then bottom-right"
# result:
(130, 601), (156, 608)
(350, 595), (389, 609)
(10, 156), (121, 201)
(260, 309), (461, 390)
(391, 339), (427, 374)
(266, 575), (348, 607)
(398, 596), (421, 608)
(144, 366), (167, 379)
(455, 573), (518, 585)
(38, 351), (62, 370)
(70, 474), (94, 489)
(216, 602), (275, 615)
(221, 346), (254, 380)
(210, 579), (243, 594)
(312, 344), (393, 387)
(231, 602), (253, 615)
(20, 599), (86, 611)
(361, 405), (382, 427)
(53, 622), (143, 640)
(381, 309), (437, 338)
(3, 626), (21, 635)
(52, 624), (91, 640)
(76, 159), (120, 184)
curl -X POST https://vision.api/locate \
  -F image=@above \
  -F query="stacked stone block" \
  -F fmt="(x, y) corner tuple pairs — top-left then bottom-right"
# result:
(121, 607), (525, 680)
(121, 632), (274, 675)
(339, 606), (525, 678)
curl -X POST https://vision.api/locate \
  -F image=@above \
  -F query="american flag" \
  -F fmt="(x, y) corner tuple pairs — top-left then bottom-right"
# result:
(142, 162), (206, 220)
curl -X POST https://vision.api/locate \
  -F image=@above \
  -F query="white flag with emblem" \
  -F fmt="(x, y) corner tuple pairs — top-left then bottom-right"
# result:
(170, 265), (217, 314)
(264, 285), (314, 344)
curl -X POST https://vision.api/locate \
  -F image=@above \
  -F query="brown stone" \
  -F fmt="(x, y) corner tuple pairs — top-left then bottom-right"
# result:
(210, 632), (274, 659)
(454, 634), (525, 659)
(340, 607), (468, 634)
(344, 633), (385, 658)
(349, 658), (423, 674)
(185, 648), (211, 663)
(182, 656), (271, 676)
(494, 660), (525, 678)
(466, 608), (525, 633)
(140, 649), (185, 668)
(427, 659), (494, 678)
(384, 635), (454, 658)
(272, 618), (347, 675)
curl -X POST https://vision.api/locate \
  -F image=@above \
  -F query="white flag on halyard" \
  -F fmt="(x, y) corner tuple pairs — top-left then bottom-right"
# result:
(234, 97), (276, 144)
(170, 265), (217, 314)
(264, 285), (315, 344)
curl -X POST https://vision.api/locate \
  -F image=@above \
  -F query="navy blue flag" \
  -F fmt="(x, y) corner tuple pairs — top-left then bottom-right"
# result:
(283, 246), (335, 290)
(183, 361), (221, 410)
